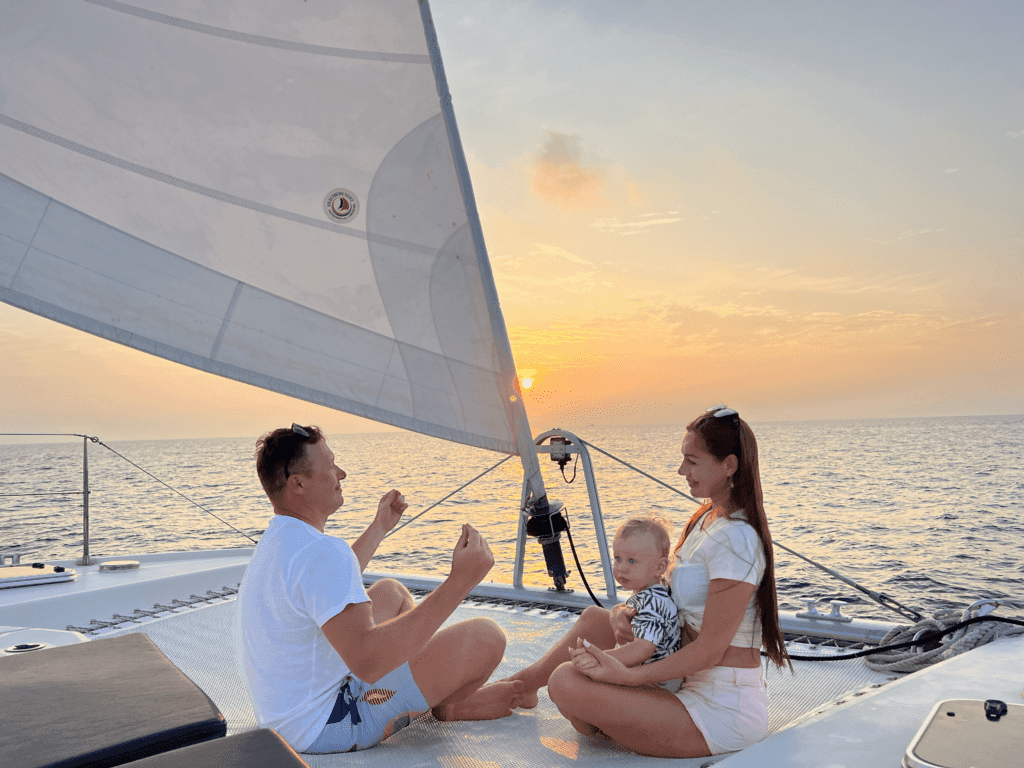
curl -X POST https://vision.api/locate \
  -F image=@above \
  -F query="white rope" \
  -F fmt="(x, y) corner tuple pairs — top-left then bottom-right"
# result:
(864, 599), (1024, 673)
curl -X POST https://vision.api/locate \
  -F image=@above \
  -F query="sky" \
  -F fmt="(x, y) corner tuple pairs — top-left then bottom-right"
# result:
(1, 0), (1021, 442)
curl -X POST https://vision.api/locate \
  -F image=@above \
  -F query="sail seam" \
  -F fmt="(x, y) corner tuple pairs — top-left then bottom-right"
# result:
(210, 282), (244, 361)
(84, 0), (431, 64)
(7, 229), (502, 407)
(0, 285), (515, 454)
(3, 179), (501, 390)
(373, 342), (400, 408)
(0, 114), (437, 257)
(7, 197), (52, 290)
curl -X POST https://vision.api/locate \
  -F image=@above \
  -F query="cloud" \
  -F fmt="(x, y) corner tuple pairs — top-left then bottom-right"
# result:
(864, 227), (946, 245)
(944, 168), (960, 174)
(531, 131), (605, 209)
(1008, 130), (1024, 139)
(591, 212), (682, 235)
(529, 243), (594, 266)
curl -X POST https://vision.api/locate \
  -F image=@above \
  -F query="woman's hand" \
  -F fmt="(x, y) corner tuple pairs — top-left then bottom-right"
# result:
(608, 603), (637, 646)
(569, 638), (634, 686)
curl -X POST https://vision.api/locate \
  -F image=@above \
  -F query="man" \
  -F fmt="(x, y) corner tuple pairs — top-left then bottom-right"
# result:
(237, 424), (523, 754)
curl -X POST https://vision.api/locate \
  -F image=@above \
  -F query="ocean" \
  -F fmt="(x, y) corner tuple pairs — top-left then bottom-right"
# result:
(3, 415), (1022, 623)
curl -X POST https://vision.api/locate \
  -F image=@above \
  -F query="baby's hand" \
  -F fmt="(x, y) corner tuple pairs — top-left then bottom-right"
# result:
(609, 604), (637, 646)
(569, 638), (599, 671)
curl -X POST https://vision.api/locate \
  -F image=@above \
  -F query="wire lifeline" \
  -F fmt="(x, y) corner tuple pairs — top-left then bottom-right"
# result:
(579, 438), (923, 623)
(772, 541), (922, 622)
(93, 439), (258, 545)
(384, 454), (513, 539)
(0, 492), (84, 497)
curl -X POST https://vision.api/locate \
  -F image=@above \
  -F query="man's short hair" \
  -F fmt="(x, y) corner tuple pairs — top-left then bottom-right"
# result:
(255, 425), (324, 500)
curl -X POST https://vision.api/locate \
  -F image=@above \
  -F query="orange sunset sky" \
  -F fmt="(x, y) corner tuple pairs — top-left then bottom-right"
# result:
(1, 1), (1021, 443)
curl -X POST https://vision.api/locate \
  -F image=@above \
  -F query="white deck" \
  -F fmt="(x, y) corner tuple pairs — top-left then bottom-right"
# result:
(4, 552), (1021, 766)
(718, 633), (1024, 767)
(82, 598), (894, 767)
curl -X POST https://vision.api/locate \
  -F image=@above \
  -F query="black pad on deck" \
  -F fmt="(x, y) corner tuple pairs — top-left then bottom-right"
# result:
(0, 632), (226, 768)
(122, 729), (310, 768)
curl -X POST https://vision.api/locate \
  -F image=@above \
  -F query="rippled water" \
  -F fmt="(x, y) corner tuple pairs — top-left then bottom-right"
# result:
(3, 416), (1022, 622)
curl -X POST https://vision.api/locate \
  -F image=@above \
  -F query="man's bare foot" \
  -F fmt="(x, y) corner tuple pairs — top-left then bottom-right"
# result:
(433, 680), (526, 721)
(510, 683), (539, 709)
(499, 672), (540, 709)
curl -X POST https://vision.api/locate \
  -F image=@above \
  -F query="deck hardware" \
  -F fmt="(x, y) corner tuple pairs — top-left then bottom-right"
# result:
(99, 560), (141, 572)
(0, 553), (23, 566)
(827, 601), (853, 623)
(984, 699), (1007, 721)
(797, 599), (852, 623)
(4, 642), (47, 653)
(796, 598), (823, 618)
(524, 496), (571, 591)
(911, 628), (930, 653)
(549, 436), (571, 468)
(520, 430), (616, 601)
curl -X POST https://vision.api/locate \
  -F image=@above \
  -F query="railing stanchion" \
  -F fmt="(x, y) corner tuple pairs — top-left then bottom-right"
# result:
(78, 435), (91, 566)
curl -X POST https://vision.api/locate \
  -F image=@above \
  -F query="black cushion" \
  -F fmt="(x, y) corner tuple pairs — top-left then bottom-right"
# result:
(122, 729), (309, 768)
(0, 633), (226, 768)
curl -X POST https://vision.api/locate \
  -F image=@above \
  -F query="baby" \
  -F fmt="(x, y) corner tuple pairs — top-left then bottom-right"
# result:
(609, 515), (682, 687)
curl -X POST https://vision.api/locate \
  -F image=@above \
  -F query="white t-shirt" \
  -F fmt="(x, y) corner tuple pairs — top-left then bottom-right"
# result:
(669, 510), (765, 648)
(237, 515), (369, 750)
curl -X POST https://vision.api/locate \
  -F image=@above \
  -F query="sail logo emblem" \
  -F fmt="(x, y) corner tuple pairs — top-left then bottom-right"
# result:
(324, 188), (359, 222)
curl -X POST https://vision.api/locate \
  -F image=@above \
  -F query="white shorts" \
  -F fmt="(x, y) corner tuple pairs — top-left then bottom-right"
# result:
(674, 666), (768, 755)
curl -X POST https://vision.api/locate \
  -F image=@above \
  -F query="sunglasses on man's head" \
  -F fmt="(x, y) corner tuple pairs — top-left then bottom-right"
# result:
(284, 423), (313, 478)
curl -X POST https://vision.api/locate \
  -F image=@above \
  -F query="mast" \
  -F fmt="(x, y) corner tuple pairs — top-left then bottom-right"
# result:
(417, 2), (546, 506)
(419, 2), (572, 590)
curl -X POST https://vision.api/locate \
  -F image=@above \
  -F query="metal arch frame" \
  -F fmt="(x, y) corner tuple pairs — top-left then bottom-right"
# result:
(514, 429), (617, 602)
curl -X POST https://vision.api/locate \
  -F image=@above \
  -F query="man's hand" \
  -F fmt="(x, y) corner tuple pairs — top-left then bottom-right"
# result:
(609, 603), (637, 645)
(449, 524), (494, 590)
(374, 489), (408, 534)
(352, 489), (408, 571)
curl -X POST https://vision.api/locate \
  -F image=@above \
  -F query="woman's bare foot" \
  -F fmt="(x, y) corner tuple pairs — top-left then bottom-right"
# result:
(433, 680), (526, 721)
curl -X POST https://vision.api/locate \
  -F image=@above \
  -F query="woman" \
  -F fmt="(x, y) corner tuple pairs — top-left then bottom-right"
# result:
(509, 406), (789, 758)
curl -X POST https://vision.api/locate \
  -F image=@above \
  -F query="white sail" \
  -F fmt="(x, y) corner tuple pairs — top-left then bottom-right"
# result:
(0, 0), (538, 464)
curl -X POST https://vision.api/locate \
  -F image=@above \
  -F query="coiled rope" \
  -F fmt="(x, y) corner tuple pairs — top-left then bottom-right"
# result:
(863, 599), (1024, 672)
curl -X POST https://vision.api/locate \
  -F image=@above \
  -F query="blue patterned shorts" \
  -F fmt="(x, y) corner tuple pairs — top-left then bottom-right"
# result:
(304, 663), (429, 754)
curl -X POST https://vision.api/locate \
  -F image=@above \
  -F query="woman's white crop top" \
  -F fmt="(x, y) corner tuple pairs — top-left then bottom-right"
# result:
(669, 510), (765, 648)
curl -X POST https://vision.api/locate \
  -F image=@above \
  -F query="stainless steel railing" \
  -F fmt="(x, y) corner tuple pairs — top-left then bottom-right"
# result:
(0, 433), (96, 565)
